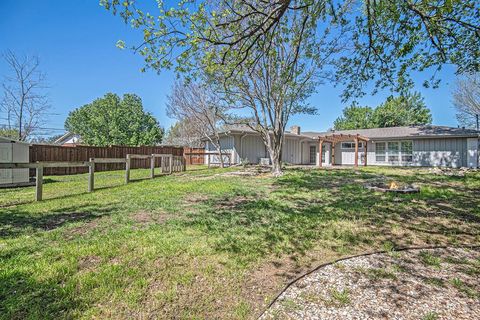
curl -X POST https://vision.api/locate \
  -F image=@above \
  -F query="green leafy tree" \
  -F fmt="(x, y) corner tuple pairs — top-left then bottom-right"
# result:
(65, 93), (163, 146)
(373, 93), (432, 128)
(101, 0), (473, 174)
(102, 0), (479, 99)
(333, 105), (375, 130)
(0, 128), (20, 140)
(334, 92), (432, 129)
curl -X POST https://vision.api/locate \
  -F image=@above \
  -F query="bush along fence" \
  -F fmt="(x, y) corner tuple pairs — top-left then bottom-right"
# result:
(0, 153), (185, 201)
(30, 144), (184, 175)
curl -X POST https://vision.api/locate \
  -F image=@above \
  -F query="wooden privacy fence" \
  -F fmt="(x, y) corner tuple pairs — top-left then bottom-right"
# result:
(30, 144), (184, 175)
(0, 153), (185, 201)
(183, 147), (206, 165)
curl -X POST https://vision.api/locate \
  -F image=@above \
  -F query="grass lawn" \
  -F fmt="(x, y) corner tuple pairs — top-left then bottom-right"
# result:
(1, 166), (479, 319)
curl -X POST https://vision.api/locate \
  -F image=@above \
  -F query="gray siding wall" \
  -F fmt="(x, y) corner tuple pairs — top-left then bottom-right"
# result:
(241, 135), (267, 164)
(283, 138), (302, 164)
(412, 138), (467, 167)
(205, 136), (236, 164)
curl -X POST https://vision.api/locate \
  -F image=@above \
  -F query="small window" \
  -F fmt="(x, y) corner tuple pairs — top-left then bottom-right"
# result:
(375, 142), (386, 162)
(388, 142), (399, 162)
(341, 141), (364, 149)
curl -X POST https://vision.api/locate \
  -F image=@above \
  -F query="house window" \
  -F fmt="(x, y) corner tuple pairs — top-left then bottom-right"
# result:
(388, 142), (399, 162)
(375, 142), (386, 162)
(341, 141), (364, 149)
(401, 141), (413, 162)
(375, 141), (413, 164)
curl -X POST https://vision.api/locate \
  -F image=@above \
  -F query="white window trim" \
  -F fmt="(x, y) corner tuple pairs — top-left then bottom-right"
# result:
(375, 142), (386, 162)
(375, 140), (413, 164)
(341, 141), (364, 150)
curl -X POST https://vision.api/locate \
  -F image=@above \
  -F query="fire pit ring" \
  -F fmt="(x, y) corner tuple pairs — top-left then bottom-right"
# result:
(365, 181), (420, 194)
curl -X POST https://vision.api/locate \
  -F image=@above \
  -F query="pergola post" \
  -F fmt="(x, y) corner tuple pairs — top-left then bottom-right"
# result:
(331, 143), (335, 165)
(318, 140), (323, 167)
(364, 141), (368, 166)
(354, 135), (359, 168)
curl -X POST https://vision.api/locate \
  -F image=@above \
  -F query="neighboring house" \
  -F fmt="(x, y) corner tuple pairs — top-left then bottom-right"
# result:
(54, 132), (82, 146)
(204, 125), (480, 168)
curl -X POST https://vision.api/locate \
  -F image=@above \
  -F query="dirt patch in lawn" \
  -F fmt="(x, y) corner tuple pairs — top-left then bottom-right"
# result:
(261, 247), (480, 320)
(64, 218), (101, 239)
(184, 193), (210, 204)
(131, 211), (171, 227)
(78, 255), (102, 272)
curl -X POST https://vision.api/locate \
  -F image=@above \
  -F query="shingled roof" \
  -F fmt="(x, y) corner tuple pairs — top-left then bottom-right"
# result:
(213, 125), (479, 140)
(302, 125), (480, 139)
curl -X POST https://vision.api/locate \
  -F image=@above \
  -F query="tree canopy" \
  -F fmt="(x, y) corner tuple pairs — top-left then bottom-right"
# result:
(102, 0), (480, 99)
(334, 92), (432, 130)
(333, 104), (375, 130)
(65, 93), (163, 146)
(0, 128), (20, 140)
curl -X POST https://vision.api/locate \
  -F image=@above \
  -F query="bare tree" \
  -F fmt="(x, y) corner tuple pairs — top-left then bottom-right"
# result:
(163, 119), (204, 147)
(453, 73), (480, 130)
(1, 50), (50, 141)
(219, 39), (317, 176)
(209, 2), (344, 176)
(166, 81), (227, 167)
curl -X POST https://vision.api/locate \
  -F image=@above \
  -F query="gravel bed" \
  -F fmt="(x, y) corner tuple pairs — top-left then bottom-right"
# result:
(260, 247), (480, 320)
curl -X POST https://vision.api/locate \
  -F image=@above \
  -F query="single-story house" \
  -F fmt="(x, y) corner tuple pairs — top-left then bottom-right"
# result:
(54, 132), (82, 146)
(204, 125), (480, 168)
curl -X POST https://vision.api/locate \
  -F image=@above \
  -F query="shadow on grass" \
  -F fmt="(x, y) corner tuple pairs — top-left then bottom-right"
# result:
(0, 269), (86, 319)
(0, 203), (118, 239)
(180, 168), (480, 264)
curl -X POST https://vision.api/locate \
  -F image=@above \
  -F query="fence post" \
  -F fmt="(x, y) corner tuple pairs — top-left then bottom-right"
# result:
(150, 155), (155, 179)
(125, 154), (131, 183)
(183, 156), (186, 171)
(169, 155), (173, 174)
(88, 159), (95, 192)
(35, 165), (43, 201)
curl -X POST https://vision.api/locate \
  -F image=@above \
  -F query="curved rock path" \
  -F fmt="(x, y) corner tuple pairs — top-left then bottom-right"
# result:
(260, 247), (480, 320)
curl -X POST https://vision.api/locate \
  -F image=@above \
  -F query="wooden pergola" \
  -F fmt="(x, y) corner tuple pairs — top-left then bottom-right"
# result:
(317, 133), (370, 167)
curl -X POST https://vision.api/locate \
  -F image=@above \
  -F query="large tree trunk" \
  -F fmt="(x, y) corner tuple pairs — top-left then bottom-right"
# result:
(270, 150), (282, 177)
(265, 132), (284, 177)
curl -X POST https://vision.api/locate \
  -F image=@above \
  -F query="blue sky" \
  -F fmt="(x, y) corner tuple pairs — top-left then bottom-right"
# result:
(0, 0), (461, 137)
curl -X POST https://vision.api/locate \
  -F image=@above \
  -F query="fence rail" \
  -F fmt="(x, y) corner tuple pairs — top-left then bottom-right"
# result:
(1, 153), (185, 201)
(30, 144), (184, 175)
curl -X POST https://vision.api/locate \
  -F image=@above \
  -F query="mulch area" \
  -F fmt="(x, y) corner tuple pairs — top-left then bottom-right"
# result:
(260, 247), (480, 320)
